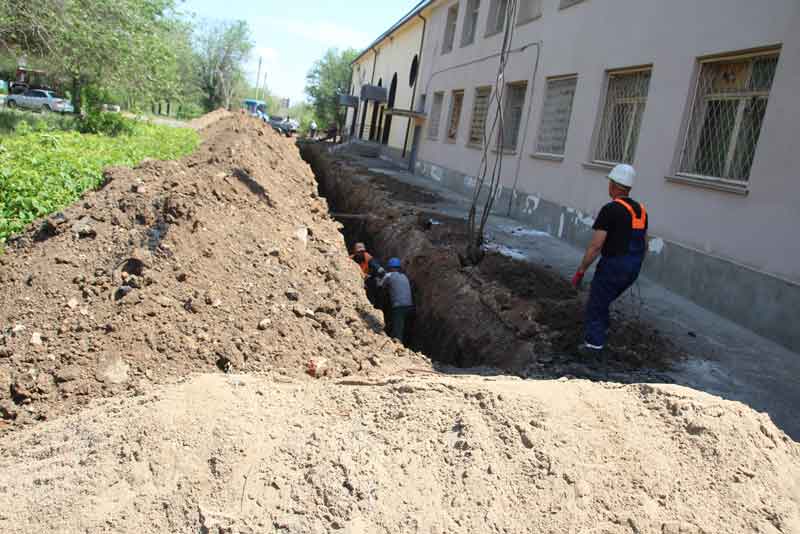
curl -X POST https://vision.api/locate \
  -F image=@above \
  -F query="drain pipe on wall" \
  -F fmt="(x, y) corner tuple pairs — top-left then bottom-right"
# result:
(507, 41), (542, 217)
(402, 12), (427, 159)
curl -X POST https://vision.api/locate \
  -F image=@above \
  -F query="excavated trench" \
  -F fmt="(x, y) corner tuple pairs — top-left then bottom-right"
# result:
(300, 143), (682, 378)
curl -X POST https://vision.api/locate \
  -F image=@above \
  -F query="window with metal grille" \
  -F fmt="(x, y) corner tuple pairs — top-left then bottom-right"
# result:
(442, 3), (459, 54)
(594, 68), (651, 164)
(535, 75), (577, 156)
(428, 92), (445, 139)
(502, 81), (528, 150)
(447, 90), (465, 141)
(468, 86), (492, 145)
(462, 0), (481, 47)
(517, 0), (542, 25)
(486, 0), (508, 36)
(678, 51), (779, 183)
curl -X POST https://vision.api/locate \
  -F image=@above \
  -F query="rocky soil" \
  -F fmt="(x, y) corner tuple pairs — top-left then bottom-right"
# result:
(0, 113), (422, 433)
(0, 116), (798, 533)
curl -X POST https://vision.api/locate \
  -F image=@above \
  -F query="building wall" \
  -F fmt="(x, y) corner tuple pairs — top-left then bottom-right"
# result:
(348, 20), (425, 156)
(409, 0), (800, 350)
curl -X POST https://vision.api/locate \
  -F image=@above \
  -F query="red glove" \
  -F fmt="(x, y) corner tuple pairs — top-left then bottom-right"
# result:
(571, 271), (585, 288)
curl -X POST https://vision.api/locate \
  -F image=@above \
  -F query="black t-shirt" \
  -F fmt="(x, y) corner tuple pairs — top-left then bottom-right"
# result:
(593, 198), (648, 257)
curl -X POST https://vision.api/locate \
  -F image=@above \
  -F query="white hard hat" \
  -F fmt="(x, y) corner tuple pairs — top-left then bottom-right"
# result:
(608, 164), (636, 188)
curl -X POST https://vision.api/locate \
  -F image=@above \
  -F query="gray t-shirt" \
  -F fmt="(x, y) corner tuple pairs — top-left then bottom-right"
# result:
(378, 272), (413, 308)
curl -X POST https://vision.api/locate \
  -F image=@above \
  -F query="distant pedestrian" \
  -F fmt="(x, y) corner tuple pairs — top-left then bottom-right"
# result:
(377, 257), (414, 342)
(309, 120), (318, 139)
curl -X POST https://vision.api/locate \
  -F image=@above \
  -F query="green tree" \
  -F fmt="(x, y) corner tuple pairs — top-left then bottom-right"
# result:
(195, 20), (254, 111)
(305, 48), (358, 130)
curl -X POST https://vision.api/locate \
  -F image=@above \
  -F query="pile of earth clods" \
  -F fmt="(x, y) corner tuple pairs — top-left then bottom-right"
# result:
(0, 114), (424, 432)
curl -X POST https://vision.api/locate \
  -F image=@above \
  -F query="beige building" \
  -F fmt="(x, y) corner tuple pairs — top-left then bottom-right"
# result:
(344, 0), (800, 352)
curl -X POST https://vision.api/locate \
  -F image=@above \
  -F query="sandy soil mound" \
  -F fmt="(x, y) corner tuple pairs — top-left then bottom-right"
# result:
(0, 115), (423, 433)
(1, 373), (798, 533)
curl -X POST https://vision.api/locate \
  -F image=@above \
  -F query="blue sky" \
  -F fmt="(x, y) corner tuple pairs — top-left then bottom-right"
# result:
(182, 0), (422, 106)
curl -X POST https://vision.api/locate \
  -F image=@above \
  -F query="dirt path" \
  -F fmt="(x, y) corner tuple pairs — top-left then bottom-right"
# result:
(0, 114), (798, 533)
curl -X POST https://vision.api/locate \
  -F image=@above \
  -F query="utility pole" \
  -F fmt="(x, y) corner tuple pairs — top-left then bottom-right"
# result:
(255, 56), (263, 100)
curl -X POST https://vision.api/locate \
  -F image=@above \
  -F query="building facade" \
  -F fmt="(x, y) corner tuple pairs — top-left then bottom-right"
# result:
(345, 0), (800, 352)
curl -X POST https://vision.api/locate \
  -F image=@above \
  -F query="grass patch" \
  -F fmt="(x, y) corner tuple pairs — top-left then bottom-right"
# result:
(0, 120), (199, 245)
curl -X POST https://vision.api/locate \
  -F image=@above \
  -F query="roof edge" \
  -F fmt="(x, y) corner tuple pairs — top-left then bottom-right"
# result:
(351, 0), (434, 65)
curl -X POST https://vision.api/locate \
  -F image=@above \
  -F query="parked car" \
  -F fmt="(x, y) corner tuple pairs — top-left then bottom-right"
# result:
(268, 116), (298, 137)
(6, 89), (74, 113)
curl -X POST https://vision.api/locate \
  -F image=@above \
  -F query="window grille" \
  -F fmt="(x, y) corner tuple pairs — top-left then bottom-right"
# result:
(536, 76), (577, 155)
(679, 51), (779, 183)
(462, 0), (481, 46)
(486, 0), (509, 36)
(503, 82), (528, 150)
(442, 4), (459, 54)
(517, 0), (542, 25)
(447, 90), (465, 141)
(594, 68), (651, 164)
(469, 87), (492, 145)
(428, 92), (445, 139)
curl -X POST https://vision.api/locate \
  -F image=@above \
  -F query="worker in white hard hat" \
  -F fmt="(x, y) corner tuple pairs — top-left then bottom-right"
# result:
(572, 164), (648, 357)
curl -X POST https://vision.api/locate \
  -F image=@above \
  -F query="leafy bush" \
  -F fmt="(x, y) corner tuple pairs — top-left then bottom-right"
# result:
(176, 102), (204, 120)
(0, 123), (199, 244)
(77, 111), (136, 136)
(0, 109), (79, 134)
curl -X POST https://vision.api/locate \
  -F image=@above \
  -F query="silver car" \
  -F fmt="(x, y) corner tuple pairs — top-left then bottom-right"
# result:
(6, 89), (74, 113)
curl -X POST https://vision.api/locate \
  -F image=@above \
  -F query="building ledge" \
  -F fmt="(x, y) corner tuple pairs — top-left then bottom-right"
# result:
(666, 174), (749, 196)
(531, 152), (565, 162)
(582, 160), (616, 172)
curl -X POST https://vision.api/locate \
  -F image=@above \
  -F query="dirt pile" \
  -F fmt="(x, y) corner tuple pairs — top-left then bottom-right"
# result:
(0, 115), (424, 432)
(301, 144), (679, 377)
(1, 373), (799, 533)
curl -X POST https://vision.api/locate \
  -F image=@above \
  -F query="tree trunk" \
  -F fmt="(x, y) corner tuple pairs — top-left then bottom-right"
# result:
(72, 77), (82, 115)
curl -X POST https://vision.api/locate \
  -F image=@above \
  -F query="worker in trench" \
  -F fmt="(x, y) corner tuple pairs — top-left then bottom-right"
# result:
(571, 164), (648, 358)
(350, 242), (384, 306)
(376, 257), (415, 343)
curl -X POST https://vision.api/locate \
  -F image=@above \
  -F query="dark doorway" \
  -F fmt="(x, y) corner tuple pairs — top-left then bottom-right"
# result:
(382, 73), (398, 145)
(369, 78), (383, 142)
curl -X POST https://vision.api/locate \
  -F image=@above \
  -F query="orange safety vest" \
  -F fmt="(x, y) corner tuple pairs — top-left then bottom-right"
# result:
(613, 198), (647, 255)
(613, 198), (647, 230)
(350, 252), (373, 278)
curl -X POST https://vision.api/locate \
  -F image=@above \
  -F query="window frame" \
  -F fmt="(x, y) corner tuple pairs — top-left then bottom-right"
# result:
(428, 91), (446, 140)
(485, 0), (508, 37)
(517, 0), (543, 26)
(534, 74), (578, 158)
(441, 3), (460, 55)
(461, 0), (481, 47)
(675, 48), (780, 187)
(446, 89), (465, 143)
(591, 66), (653, 166)
(468, 86), (493, 147)
(500, 81), (528, 151)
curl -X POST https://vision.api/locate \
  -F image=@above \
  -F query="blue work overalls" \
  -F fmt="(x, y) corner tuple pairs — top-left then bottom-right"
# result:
(584, 199), (647, 350)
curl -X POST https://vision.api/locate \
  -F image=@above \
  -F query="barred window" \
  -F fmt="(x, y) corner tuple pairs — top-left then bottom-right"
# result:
(447, 90), (465, 141)
(469, 86), (492, 145)
(502, 81), (528, 150)
(462, 0), (481, 47)
(594, 68), (651, 164)
(517, 0), (542, 25)
(535, 75), (577, 156)
(679, 51), (779, 183)
(428, 92), (445, 139)
(442, 3), (459, 54)
(486, 0), (508, 36)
